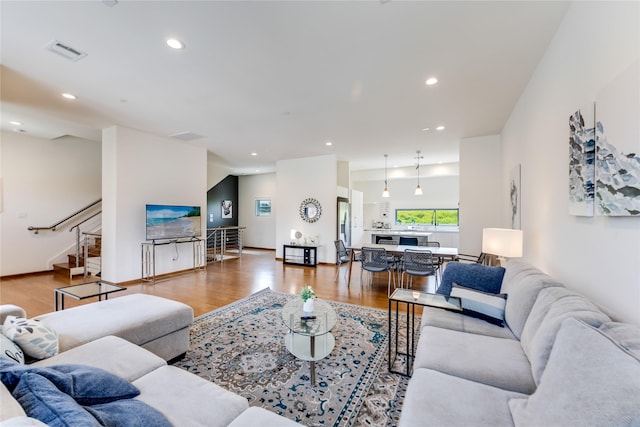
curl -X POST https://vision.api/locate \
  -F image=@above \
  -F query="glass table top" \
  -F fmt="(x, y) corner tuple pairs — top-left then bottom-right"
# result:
(281, 298), (337, 337)
(389, 289), (462, 311)
(55, 281), (125, 299)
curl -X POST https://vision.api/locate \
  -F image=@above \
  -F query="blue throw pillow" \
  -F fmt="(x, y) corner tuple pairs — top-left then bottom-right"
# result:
(437, 262), (506, 296)
(85, 399), (173, 427)
(12, 372), (100, 427)
(0, 359), (139, 405)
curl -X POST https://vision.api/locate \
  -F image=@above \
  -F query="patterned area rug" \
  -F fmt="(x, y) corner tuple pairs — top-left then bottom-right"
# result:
(174, 288), (416, 426)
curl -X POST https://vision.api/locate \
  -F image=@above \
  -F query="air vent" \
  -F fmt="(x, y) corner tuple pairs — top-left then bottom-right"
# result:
(44, 40), (87, 62)
(169, 131), (204, 141)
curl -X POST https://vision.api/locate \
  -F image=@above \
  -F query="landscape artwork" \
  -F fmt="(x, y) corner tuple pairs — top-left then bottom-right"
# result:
(595, 60), (640, 216)
(510, 164), (521, 229)
(146, 204), (201, 241)
(568, 104), (595, 216)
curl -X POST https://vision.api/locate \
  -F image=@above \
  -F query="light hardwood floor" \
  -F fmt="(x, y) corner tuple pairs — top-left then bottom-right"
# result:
(1, 249), (437, 317)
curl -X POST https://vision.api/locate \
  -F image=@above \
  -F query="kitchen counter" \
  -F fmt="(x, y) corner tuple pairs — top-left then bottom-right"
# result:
(363, 228), (459, 248)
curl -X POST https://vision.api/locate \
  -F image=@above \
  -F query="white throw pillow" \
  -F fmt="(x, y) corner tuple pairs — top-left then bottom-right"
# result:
(1, 333), (25, 364)
(2, 316), (58, 360)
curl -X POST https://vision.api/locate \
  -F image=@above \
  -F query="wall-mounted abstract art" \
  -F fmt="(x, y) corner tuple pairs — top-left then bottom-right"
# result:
(221, 200), (233, 219)
(595, 60), (640, 216)
(510, 164), (521, 229)
(568, 104), (595, 216)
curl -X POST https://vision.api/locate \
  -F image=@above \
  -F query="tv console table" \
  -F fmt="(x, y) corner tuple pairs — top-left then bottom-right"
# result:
(141, 238), (205, 283)
(283, 244), (318, 267)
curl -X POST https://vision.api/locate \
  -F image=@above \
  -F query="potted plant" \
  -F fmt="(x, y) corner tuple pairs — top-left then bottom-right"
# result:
(301, 285), (316, 312)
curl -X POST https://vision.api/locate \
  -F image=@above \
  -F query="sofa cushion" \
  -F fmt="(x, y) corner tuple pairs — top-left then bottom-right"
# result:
(509, 318), (640, 426)
(32, 336), (166, 383)
(437, 262), (505, 296)
(413, 326), (536, 394)
(399, 368), (526, 427)
(1, 383), (27, 421)
(34, 294), (193, 356)
(420, 306), (517, 340)
(450, 284), (507, 326)
(520, 287), (610, 384)
(133, 365), (249, 427)
(12, 373), (100, 427)
(599, 321), (640, 357)
(2, 317), (58, 360)
(1, 335), (25, 364)
(500, 260), (564, 339)
(0, 416), (49, 426)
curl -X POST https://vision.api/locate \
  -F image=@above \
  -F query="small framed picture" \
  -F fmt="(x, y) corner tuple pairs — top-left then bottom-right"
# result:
(255, 199), (271, 216)
(221, 200), (233, 218)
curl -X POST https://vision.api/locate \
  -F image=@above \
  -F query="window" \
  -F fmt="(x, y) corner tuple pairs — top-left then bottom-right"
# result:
(255, 199), (271, 216)
(395, 208), (459, 226)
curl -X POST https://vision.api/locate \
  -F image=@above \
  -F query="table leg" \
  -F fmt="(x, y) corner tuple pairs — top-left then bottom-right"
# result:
(405, 303), (410, 375)
(347, 249), (355, 287)
(310, 335), (316, 384)
(54, 291), (58, 311)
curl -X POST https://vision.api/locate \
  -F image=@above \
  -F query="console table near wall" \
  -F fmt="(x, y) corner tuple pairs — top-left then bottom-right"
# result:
(283, 244), (318, 267)
(141, 238), (205, 283)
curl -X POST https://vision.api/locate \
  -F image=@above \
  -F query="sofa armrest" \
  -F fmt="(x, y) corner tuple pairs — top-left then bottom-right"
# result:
(0, 305), (27, 324)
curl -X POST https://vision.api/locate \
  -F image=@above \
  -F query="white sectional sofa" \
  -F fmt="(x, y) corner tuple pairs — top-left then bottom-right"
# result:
(399, 260), (640, 426)
(0, 294), (300, 426)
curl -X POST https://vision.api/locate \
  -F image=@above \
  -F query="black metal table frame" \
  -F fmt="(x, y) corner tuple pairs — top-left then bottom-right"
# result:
(388, 291), (462, 376)
(54, 282), (126, 311)
(388, 298), (417, 376)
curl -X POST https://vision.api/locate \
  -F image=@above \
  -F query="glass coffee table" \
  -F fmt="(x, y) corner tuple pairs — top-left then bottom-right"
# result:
(282, 298), (337, 385)
(54, 281), (126, 311)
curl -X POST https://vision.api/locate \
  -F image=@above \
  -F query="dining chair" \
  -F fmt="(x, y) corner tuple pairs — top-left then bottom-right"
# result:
(360, 247), (397, 297)
(334, 240), (360, 282)
(400, 248), (438, 291)
(424, 241), (444, 278)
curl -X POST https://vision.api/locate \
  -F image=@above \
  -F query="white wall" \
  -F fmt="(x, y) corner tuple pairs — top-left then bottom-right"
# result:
(207, 151), (234, 190)
(0, 131), (101, 276)
(502, 1), (640, 324)
(275, 155), (337, 263)
(102, 126), (207, 283)
(239, 173), (276, 249)
(459, 135), (503, 255)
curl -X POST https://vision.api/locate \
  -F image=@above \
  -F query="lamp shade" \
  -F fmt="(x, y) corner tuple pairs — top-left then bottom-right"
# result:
(482, 228), (523, 258)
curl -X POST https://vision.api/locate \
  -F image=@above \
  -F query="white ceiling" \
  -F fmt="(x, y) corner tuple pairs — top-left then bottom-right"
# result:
(0, 0), (569, 174)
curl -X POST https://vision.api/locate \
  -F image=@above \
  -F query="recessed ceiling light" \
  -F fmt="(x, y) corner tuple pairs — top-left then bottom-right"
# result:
(436, 125), (445, 131)
(10, 121), (22, 126)
(166, 38), (184, 49)
(325, 141), (333, 146)
(251, 152), (257, 156)
(62, 93), (76, 100)
(422, 127), (430, 131)
(425, 77), (438, 86)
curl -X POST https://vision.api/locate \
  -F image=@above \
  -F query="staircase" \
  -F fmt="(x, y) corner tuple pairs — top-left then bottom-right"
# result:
(53, 235), (102, 279)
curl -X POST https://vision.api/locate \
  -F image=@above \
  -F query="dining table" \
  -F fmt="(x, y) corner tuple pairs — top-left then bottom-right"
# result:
(345, 244), (458, 288)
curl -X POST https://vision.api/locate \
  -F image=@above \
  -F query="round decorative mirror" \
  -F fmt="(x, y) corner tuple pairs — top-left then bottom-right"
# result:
(299, 198), (322, 223)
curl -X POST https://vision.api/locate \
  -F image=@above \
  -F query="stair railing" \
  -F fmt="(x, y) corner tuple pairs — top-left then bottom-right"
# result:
(69, 211), (102, 269)
(206, 226), (246, 262)
(28, 199), (102, 234)
(83, 232), (102, 277)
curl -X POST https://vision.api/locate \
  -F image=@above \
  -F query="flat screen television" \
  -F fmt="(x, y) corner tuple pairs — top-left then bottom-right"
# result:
(146, 204), (202, 241)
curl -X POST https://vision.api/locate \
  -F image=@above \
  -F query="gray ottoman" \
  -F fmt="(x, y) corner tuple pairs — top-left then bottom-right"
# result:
(35, 294), (193, 361)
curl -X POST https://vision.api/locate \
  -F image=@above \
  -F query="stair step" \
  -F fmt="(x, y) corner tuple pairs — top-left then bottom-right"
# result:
(53, 263), (86, 278)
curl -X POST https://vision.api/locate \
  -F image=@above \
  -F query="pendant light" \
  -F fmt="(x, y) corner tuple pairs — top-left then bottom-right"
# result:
(415, 150), (423, 196)
(382, 154), (390, 198)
